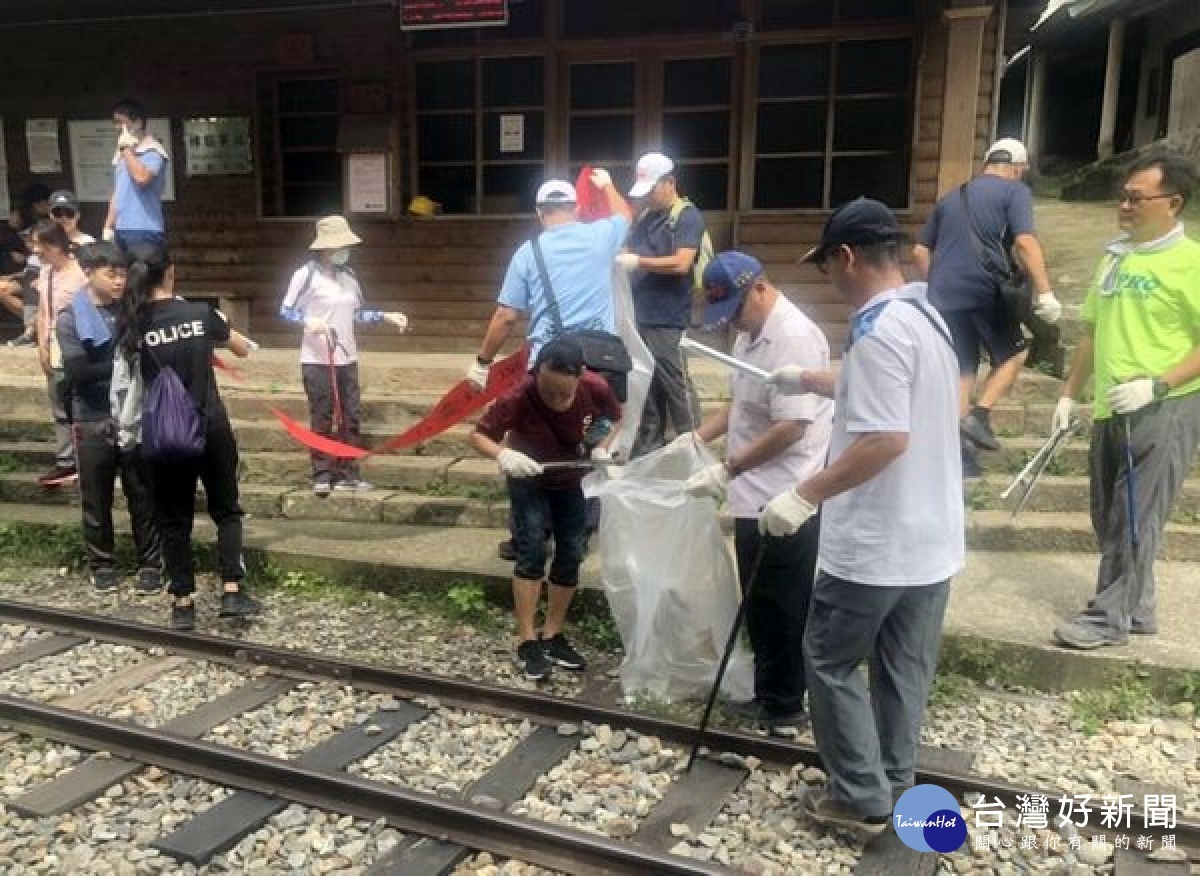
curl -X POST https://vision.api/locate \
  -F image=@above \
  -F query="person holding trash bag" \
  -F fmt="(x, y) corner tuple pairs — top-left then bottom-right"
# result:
(1051, 153), (1200, 651)
(116, 244), (257, 632)
(678, 251), (832, 733)
(470, 338), (622, 682)
(280, 215), (408, 497)
(762, 198), (963, 835)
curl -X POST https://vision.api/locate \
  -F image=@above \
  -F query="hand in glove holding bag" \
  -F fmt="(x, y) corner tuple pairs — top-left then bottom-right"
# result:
(615, 252), (640, 272)
(1051, 397), (1074, 434)
(1033, 293), (1062, 324)
(767, 365), (814, 396)
(497, 448), (543, 479)
(759, 488), (817, 537)
(590, 168), (613, 190)
(382, 311), (409, 332)
(684, 463), (729, 499)
(304, 316), (330, 336)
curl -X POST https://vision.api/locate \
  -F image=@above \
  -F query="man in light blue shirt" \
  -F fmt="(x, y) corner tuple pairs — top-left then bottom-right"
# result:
(467, 173), (632, 386)
(103, 98), (169, 251)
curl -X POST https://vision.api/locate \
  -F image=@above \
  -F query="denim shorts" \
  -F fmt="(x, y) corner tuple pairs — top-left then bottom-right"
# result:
(508, 477), (587, 586)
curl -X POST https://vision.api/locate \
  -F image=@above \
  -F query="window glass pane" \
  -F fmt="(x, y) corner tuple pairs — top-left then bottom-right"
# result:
(838, 0), (914, 23)
(418, 165), (475, 215)
(277, 78), (339, 113)
(756, 102), (827, 153)
(836, 39), (911, 95)
(758, 45), (830, 99)
(417, 114), (476, 163)
(569, 115), (635, 162)
(483, 111), (544, 160)
(833, 98), (908, 151)
(483, 57), (544, 107)
(412, 29), (476, 49)
(279, 116), (339, 150)
(483, 164), (545, 213)
(664, 58), (732, 107)
(760, 0), (834, 29)
(830, 154), (908, 207)
(482, 0), (544, 38)
(663, 111), (729, 160)
(416, 61), (474, 110)
(282, 153), (343, 216)
(570, 63), (635, 110)
(753, 157), (824, 208)
(562, 0), (737, 38)
(679, 164), (727, 210)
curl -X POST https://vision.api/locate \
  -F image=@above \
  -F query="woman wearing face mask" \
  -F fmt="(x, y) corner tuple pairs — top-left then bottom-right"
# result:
(280, 215), (408, 497)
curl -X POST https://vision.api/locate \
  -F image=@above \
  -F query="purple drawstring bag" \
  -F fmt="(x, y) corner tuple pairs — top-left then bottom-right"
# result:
(141, 365), (206, 461)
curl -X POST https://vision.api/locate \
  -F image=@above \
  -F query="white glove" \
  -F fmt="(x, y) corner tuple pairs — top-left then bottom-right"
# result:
(616, 253), (640, 272)
(759, 489), (817, 537)
(590, 446), (614, 463)
(1051, 397), (1074, 434)
(382, 311), (409, 332)
(684, 463), (729, 499)
(1107, 379), (1156, 415)
(101, 228), (116, 242)
(1033, 293), (1062, 324)
(767, 365), (811, 396)
(497, 448), (543, 479)
(590, 168), (613, 190)
(117, 126), (138, 151)
(304, 316), (330, 336)
(466, 360), (490, 391)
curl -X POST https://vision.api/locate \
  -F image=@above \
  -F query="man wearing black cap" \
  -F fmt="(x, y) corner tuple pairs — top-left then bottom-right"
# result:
(49, 191), (96, 250)
(763, 198), (963, 834)
(681, 250), (832, 733)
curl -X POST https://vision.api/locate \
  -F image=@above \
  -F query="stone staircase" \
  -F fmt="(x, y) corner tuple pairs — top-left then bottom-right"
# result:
(0, 348), (1198, 563)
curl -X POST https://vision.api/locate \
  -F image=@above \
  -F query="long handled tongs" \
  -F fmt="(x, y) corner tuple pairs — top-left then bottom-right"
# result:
(1001, 422), (1077, 520)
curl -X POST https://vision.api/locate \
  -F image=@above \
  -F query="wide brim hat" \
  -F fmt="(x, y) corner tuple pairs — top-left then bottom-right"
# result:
(310, 215), (362, 250)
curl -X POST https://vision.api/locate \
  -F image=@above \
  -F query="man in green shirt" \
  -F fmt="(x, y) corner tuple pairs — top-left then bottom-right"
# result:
(1052, 153), (1200, 649)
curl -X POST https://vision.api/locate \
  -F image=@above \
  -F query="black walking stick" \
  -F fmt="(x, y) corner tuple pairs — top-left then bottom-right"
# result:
(1122, 415), (1139, 560)
(686, 539), (768, 772)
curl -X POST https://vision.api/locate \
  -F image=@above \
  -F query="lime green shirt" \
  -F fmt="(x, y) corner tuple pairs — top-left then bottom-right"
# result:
(1082, 233), (1200, 420)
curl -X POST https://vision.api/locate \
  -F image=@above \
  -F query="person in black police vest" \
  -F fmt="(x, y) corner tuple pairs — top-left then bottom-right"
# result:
(116, 244), (257, 630)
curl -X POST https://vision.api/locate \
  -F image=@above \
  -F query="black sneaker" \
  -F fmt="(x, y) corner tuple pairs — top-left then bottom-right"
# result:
(515, 639), (552, 681)
(313, 474), (333, 498)
(135, 567), (163, 594)
(170, 601), (195, 631)
(540, 632), (586, 671)
(219, 589), (263, 619)
(92, 568), (118, 593)
(497, 539), (516, 561)
(39, 465), (78, 487)
(961, 447), (983, 479)
(960, 410), (1001, 451)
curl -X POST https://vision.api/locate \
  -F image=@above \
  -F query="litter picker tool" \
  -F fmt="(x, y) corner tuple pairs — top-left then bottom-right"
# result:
(1001, 422), (1075, 520)
(679, 337), (770, 381)
(687, 539), (767, 773)
(1122, 415), (1139, 551)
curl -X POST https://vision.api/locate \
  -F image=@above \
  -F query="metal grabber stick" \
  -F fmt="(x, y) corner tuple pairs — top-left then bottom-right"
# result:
(1004, 423), (1075, 521)
(687, 539), (767, 772)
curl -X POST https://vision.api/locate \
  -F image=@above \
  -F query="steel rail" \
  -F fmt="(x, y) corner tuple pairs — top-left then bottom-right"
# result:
(2, 598), (1198, 854)
(0, 694), (728, 876)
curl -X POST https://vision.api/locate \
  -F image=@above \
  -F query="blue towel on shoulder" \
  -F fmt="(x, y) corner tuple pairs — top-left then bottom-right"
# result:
(71, 287), (113, 348)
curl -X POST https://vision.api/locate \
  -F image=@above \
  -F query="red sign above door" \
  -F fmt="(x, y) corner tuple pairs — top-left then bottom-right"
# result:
(400, 0), (508, 30)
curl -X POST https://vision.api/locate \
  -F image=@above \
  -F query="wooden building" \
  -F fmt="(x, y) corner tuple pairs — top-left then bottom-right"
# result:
(0, 0), (1004, 351)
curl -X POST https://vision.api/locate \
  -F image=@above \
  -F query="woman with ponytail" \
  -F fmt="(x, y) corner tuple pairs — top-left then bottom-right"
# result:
(117, 244), (257, 630)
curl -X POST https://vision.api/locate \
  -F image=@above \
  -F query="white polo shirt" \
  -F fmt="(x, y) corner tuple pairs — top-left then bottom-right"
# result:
(283, 264), (368, 366)
(727, 295), (833, 518)
(818, 283), (964, 587)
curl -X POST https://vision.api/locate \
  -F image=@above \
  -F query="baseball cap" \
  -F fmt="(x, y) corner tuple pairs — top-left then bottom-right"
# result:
(701, 251), (763, 329)
(985, 137), (1029, 165)
(628, 152), (674, 198)
(800, 197), (908, 264)
(535, 179), (577, 206)
(49, 191), (79, 213)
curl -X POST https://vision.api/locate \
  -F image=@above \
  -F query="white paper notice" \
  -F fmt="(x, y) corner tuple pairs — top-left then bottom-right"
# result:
(346, 153), (388, 214)
(68, 118), (176, 203)
(500, 114), (524, 153)
(26, 119), (62, 174)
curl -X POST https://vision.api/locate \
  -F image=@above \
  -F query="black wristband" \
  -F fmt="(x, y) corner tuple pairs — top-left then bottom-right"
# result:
(476, 355), (493, 366)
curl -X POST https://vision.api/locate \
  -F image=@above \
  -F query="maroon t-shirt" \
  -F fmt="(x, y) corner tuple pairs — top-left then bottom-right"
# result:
(477, 372), (622, 489)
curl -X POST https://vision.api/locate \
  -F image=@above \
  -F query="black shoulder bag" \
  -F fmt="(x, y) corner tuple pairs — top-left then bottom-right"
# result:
(530, 235), (632, 402)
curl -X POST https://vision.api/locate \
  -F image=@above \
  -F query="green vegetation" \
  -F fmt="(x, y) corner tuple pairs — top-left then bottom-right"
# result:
(941, 637), (1032, 690)
(0, 453), (21, 473)
(445, 582), (490, 622)
(930, 672), (977, 707)
(1068, 669), (1155, 735)
(964, 482), (994, 512)
(0, 522), (87, 569)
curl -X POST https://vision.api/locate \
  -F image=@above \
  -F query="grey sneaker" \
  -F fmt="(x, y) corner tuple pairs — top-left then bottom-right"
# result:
(1053, 621), (1128, 650)
(961, 410), (1001, 451)
(802, 789), (888, 836)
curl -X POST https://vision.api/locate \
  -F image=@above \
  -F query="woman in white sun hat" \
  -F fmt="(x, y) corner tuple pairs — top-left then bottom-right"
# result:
(280, 215), (408, 496)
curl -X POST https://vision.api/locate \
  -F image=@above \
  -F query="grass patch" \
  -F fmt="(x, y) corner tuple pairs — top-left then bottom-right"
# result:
(964, 482), (994, 512)
(938, 637), (1032, 690)
(930, 672), (977, 707)
(1068, 668), (1156, 735)
(0, 453), (22, 473)
(411, 481), (508, 503)
(0, 522), (87, 570)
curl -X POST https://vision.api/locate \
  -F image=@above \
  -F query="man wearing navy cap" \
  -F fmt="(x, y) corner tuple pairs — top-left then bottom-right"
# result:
(680, 251), (832, 732)
(763, 198), (963, 834)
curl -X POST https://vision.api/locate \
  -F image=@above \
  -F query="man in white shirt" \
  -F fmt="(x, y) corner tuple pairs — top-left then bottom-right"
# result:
(762, 199), (964, 834)
(680, 251), (832, 732)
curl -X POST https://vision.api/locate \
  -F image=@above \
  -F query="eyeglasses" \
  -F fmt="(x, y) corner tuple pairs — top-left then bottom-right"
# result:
(1118, 191), (1177, 206)
(50, 208), (77, 219)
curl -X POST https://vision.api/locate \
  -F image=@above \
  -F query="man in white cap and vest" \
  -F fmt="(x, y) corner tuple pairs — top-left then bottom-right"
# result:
(620, 151), (707, 456)
(913, 138), (1060, 474)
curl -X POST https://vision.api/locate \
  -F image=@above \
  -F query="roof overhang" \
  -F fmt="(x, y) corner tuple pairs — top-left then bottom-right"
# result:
(0, 0), (395, 28)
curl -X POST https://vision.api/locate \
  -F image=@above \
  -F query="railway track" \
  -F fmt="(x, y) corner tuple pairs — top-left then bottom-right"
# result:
(0, 597), (1194, 875)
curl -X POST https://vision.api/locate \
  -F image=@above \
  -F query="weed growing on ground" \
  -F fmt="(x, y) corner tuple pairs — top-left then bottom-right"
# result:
(0, 453), (21, 473)
(627, 692), (703, 724)
(1167, 671), (1200, 711)
(930, 672), (977, 707)
(0, 522), (87, 569)
(445, 582), (490, 622)
(942, 638), (1031, 690)
(573, 610), (622, 652)
(964, 482), (994, 512)
(1068, 669), (1156, 735)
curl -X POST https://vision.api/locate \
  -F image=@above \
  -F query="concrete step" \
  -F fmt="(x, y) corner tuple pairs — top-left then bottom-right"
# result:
(983, 437), (1200, 479)
(971, 475), (1200, 520)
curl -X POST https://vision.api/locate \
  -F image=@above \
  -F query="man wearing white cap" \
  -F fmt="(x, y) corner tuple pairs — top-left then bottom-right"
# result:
(620, 151), (707, 456)
(912, 138), (1060, 474)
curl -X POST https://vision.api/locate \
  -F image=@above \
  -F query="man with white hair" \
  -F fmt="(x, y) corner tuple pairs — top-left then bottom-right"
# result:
(913, 138), (1060, 473)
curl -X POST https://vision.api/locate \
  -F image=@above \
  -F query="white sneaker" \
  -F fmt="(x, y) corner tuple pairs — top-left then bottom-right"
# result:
(333, 478), (373, 492)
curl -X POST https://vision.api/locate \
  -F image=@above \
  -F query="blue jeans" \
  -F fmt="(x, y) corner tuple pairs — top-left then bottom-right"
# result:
(115, 230), (167, 252)
(508, 478), (587, 587)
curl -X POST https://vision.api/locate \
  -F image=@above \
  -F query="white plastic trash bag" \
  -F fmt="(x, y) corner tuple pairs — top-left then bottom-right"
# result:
(584, 439), (754, 704)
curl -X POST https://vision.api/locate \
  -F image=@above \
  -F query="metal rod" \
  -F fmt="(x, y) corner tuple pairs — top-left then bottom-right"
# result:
(1000, 429), (1060, 500)
(1010, 426), (1073, 521)
(679, 337), (771, 381)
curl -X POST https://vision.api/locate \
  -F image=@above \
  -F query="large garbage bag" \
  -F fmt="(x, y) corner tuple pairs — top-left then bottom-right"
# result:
(584, 439), (754, 703)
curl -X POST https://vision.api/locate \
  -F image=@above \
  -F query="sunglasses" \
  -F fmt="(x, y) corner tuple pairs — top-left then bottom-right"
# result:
(50, 208), (78, 219)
